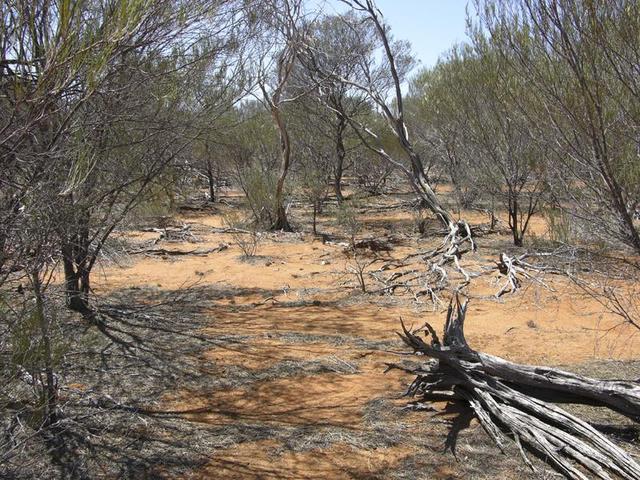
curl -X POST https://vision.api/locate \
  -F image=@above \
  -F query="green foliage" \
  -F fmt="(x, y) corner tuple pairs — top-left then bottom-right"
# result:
(127, 184), (177, 222)
(543, 207), (575, 245)
(240, 163), (281, 228)
(4, 289), (68, 425)
(298, 162), (328, 204)
(407, 34), (548, 245)
(223, 210), (262, 258)
(476, 0), (640, 251)
(336, 202), (362, 248)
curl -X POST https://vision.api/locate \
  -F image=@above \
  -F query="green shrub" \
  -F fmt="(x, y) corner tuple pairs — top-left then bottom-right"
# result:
(240, 164), (280, 228)
(544, 207), (575, 244)
(223, 210), (262, 258)
(336, 202), (362, 248)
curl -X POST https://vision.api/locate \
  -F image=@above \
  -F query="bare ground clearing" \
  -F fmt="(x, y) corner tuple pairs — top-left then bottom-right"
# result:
(75, 190), (640, 479)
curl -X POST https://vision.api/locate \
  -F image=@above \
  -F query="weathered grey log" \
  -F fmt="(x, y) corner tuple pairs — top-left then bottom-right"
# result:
(391, 296), (640, 479)
(128, 244), (228, 256)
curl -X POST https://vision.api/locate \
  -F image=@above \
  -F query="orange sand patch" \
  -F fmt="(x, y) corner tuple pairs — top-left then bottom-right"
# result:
(164, 365), (407, 429)
(188, 442), (421, 480)
(203, 338), (363, 371)
(92, 199), (639, 478)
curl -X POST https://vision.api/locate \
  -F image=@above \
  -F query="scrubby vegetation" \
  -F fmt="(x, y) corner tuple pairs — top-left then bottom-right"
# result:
(1, 0), (639, 478)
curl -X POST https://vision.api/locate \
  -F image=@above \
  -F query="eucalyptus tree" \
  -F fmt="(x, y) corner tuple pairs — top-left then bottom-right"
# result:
(303, 1), (465, 239)
(0, 1), (198, 471)
(287, 86), (357, 205)
(230, 100), (282, 226)
(185, 46), (249, 204)
(1, 0), (247, 315)
(293, 13), (372, 203)
(0, 6), (248, 471)
(465, 41), (548, 246)
(251, 0), (311, 231)
(415, 43), (547, 246)
(59, 3), (246, 315)
(407, 65), (478, 211)
(188, 110), (243, 204)
(352, 111), (402, 195)
(478, 0), (640, 253)
(295, 143), (331, 234)
(0, 0), (159, 284)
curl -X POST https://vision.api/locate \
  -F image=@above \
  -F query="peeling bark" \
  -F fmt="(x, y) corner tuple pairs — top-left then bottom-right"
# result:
(391, 296), (640, 479)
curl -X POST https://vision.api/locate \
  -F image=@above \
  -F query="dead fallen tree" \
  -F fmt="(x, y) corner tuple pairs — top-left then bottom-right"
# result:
(390, 296), (640, 479)
(367, 227), (477, 304)
(493, 252), (564, 297)
(369, 248), (565, 304)
(141, 225), (199, 244)
(128, 244), (228, 256)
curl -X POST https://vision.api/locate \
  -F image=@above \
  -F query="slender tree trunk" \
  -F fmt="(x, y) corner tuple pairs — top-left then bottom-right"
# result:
(271, 105), (293, 232)
(358, 0), (458, 233)
(508, 193), (523, 247)
(334, 114), (346, 203)
(334, 157), (345, 203)
(204, 143), (216, 203)
(408, 152), (454, 229)
(205, 160), (216, 203)
(31, 271), (58, 427)
(62, 253), (91, 313)
(490, 195), (497, 230)
(312, 201), (317, 235)
(61, 214), (92, 314)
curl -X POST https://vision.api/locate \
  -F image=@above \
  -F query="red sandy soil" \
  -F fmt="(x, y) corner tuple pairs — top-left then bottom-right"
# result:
(94, 193), (640, 479)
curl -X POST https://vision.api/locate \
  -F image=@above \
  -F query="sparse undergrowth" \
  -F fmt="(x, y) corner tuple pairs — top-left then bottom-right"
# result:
(2, 192), (639, 479)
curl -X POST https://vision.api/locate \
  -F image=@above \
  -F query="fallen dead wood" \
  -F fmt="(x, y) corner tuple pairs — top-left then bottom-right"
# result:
(128, 244), (228, 256)
(369, 223), (476, 301)
(176, 202), (219, 213)
(370, 246), (562, 303)
(389, 296), (640, 479)
(141, 225), (198, 244)
(210, 226), (253, 235)
(356, 201), (413, 213)
(494, 252), (565, 297)
(354, 238), (394, 253)
(422, 220), (508, 239)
